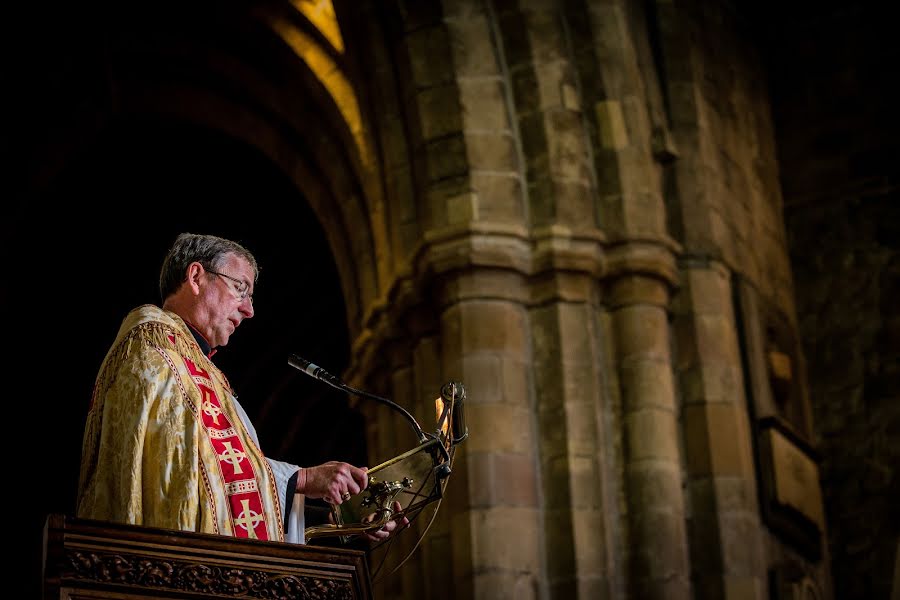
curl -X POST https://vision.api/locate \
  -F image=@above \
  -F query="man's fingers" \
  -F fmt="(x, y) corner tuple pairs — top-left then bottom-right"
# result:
(390, 501), (410, 528)
(351, 465), (369, 490)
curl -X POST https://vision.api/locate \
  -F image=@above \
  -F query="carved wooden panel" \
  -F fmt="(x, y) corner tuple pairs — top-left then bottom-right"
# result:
(43, 515), (371, 599)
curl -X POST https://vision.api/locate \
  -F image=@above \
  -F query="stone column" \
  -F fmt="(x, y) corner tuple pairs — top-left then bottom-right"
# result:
(439, 268), (543, 600)
(607, 244), (690, 599)
(674, 262), (765, 599)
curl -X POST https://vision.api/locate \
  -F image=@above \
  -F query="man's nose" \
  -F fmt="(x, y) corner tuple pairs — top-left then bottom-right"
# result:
(239, 298), (254, 318)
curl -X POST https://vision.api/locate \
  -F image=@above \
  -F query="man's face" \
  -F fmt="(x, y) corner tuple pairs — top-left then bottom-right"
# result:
(195, 253), (255, 348)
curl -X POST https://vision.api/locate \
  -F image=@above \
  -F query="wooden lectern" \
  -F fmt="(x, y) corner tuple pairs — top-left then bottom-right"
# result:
(43, 514), (372, 599)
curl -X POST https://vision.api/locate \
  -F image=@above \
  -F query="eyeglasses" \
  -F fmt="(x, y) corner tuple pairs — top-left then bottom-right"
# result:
(206, 269), (254, 303)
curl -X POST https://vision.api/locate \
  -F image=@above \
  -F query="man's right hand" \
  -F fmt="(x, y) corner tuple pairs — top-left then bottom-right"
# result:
(296, 462), (369, 505)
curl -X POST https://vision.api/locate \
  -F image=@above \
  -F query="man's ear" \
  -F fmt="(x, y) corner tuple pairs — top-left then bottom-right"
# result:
(186, 262), (205, 295)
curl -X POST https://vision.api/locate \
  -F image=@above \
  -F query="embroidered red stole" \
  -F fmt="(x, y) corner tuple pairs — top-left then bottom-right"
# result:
(183, 356), (270, 540)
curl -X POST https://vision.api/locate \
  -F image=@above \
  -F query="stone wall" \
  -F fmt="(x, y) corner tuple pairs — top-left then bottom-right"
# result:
(348, 1), (828, 599)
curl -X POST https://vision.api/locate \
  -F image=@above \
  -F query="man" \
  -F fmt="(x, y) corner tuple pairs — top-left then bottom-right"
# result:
(77, 232), (403, 543)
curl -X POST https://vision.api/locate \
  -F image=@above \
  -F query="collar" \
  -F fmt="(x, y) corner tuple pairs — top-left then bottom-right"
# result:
(184, 321), (217, 358)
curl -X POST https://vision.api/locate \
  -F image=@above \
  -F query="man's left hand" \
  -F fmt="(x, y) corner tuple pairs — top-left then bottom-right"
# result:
(365, 501), (410, 542)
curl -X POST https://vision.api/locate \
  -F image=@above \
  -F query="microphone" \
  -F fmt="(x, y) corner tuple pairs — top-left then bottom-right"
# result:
(288, 355), (343, 389)
(288, 354), (428, 443)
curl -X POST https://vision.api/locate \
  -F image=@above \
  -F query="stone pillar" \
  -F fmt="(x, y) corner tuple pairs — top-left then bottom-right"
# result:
(529, 228), (616, 600)
(439, 269), (543, 600)
(674, 261), (766, 599)
(607, 244), (691, 599)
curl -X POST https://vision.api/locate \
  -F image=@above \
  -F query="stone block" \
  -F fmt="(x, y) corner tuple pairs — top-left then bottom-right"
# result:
(624, 408), (680, 461)
(679, 196), (716, 250)
(424, 134), (469, 183)
(630, 509), (690, 581)
(572, 508), (608, 575)
(531, 302), (562, 358)
(677, 364), (705, 406)
(563, 400), (598, 453)
(466, 403), (535, 453)
(533, 60), (574, 111)
(618, 359), (676, 412)
(466, 450), (494, 507)
(469, 172), (526, 222)
(446, 191), (479, 223)
(550, 177), (596, 228)
(719, 513), (764, 576)
(458, 353), (502, 404)
(454, 300), (529, 355)
(621, 190), (668, 238)
(465, 131), (519, 172)
(684, 264), (732, 316)
(416, 84), (464, 141)
(530, 271), (598, 304)
(473, 571), (539, 600)
(465, 506), (542, 571)
(568, 454), (602, 508)
(627, 462), (683, 510)
(693, 313), (741, 366)
(440, 270), (529, 305)
(595, 100), (629, 150)
(715, 475), (756, 513)
(613, 305), (671, 360)
(424, 175), (471, 227)
(683, 403), (753, 477)
(672, 315), (698, 370)
(493, 451), (540, 507)
(522, 5), (565, 63)
(557, 303), (594, 359)
(445, 10), (500, 77)
(711, 361), (747, 405)
(501, 357), (530, 405)
(458, 77), (510, 131)
(688, 476), (756, 514)
(608, 274), (670, 308)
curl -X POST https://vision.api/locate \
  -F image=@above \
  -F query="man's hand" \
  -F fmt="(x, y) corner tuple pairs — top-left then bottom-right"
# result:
(364, 501), (410, 542)
(296, 462), (368, 505)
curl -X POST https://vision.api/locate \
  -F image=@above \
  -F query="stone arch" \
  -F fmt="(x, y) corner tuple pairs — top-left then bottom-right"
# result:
(22, 2), (391, 344)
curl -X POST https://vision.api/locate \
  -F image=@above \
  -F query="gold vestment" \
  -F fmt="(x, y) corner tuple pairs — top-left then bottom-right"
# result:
(77, 305), (285, 541)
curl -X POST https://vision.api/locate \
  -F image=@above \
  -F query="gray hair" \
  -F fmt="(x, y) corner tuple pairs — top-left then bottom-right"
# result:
(159, 233), (259, 301)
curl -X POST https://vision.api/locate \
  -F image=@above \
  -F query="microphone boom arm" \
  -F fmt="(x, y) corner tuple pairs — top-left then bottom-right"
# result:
(289, 353), (469, 570)
(288, 354), (429, 444)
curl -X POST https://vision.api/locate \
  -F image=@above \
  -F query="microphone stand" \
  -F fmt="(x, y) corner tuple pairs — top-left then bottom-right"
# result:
(291, 353), (467, 554)
(288, 354), (429, 444)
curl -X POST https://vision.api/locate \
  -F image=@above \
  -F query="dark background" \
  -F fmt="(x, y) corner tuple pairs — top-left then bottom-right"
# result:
(7, 115), (367, 594)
